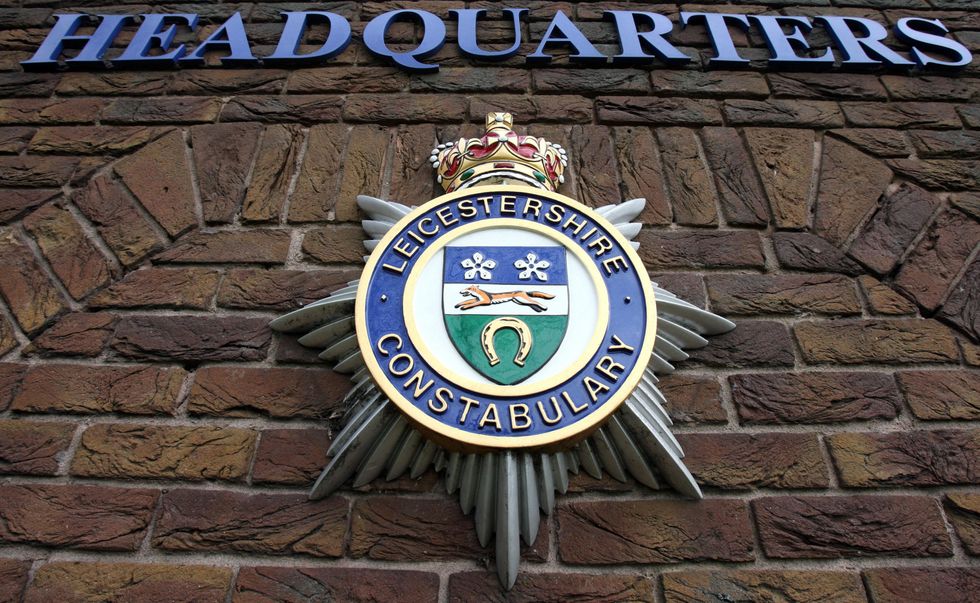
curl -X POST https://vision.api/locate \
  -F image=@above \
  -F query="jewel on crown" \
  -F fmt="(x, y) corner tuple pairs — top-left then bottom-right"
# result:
(430, 113), (568, 193)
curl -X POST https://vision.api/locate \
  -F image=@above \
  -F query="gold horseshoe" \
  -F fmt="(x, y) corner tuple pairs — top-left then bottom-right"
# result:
(481, 317), (533, 367)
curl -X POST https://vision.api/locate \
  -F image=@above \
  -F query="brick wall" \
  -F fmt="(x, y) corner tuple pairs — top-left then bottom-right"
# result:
(0, 1), (978, 601)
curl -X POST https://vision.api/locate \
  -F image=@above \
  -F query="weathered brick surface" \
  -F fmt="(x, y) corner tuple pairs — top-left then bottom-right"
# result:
(895, 207), (980, 311)
(72, 175), (163, 267)
(23, 202), (112, 299)
(217, 268), (358, 311)
(662, 570), (866, 603)
(23, 312), (115, 357)
(242, 124), (303, 222)
(111, 315), (271, 362)
(945, 494), (980, 555)
(638, 230), (765, 270)
(155, 229), (290, 264)
(188, 366), (348, 418)
(706, 274), (861, 316)
(0, 419), (73, 475)
(0, 230), (66, 334)
(898, 370), (980, 420)
(235, 567), (439, 603)
(848, 182), (940, 275)
(89, 267), (220, 310)
(864, 568), (980, 603)
(795, 319), (959, 364)
(678, 433), (829, 489)
(731, 372), (901, 424)
(449, 571), (657, 602)
(0, 559), (30, 603)
(858, 275), (917, 315)
(829, 430), (980, 487)
(191, 122), (262, 223)
(27, 562), (232, 603)
(252, 428), (331, 486)
(812, 138), (892, 247)
(657, 374), (726, 425)
(689, 320), (795, 368)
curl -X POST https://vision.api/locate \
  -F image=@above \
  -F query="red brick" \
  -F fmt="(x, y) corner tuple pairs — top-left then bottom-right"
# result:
(449, 571), (656, 602)
(848, 182), (940, 275)
(72, 424), (255, 482)
(287, 123), (347, 222)
(89, 267), (220, 310)
(657, 374), (726, 425)
(813, 137), (892, 246)
(252, 428), (331, 486)
(638, 230), (765, 270)
(155, 229), (290, 264)
(153, 490), (347, 557)
(188, 366), (348, 419)
(0, 188), (58, 224)
(12, 364), (185, 415)
(731, 372), (901, 424)
(191, 122), (262, 223)
(656, 128), (717, 226)
(707, 274), (861, 316)
(651, 273), (707, 308)
(654, 71), (769, 99)
(302, 224), (369, 263)
(558, 499), (753, 564)
(114, 130), (197, 237)
(945, 493), (980, 555)
(242, 124), (303, 223)
(71, 175), (164, 266)
(795, 319), (959, 364)
(613, 126), (670, 225)
(596, 97), (722, 125)
(23, 202), (112, 300)
(679, 433), (828, 489)
(24, 312), (116, 357)
(663, 570), (866, 603)
(842, 102), (962, 128)
(344, 94), (468, 123)
(102, 97), (222, 124)
(223, 268), (354, 311)
(745, 128), (813, 229)
(864, 568), (980, 603)
(220, 95), (342, 123)
(895, 207), (980, 311)
(27, 562), (232, 603)
(829, 430), (980, 486)
(724, 100), (844, 127)
(689, 320), (795, 368)
(235, 566), (438, 603)
(0, 419), (74, 476)
(0, 484), (157, 551)
(0, 230), (67, 334)
(0, 559), (29, 603)
(754, 495), (952, 558)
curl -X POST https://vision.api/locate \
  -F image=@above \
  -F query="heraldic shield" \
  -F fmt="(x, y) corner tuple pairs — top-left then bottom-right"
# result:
(443, 245), (568, 385)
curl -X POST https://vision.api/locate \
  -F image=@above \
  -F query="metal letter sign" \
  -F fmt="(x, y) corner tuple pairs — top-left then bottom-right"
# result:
(271, 113), (736, 588)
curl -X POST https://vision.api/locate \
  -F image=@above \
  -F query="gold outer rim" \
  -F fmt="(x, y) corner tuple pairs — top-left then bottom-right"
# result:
(354, 185), (658, 450)
(403, 218), (610, 397)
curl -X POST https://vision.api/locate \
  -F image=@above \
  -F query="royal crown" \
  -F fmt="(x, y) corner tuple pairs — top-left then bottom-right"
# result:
(430, 113), (568, 193)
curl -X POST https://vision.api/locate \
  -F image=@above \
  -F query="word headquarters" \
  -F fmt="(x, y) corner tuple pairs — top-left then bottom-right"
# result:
(22, 8), (974, 73)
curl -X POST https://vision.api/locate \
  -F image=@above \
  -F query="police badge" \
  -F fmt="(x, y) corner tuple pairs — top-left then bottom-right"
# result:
(271, 113), (735, 588)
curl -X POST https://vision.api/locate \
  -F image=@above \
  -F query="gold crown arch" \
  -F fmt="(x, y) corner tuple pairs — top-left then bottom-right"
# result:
(431, 113), (568, 192)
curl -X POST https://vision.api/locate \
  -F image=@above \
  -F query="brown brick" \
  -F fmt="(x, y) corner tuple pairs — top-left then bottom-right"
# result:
(0, 126), (34, 154)
(25, 312), (116, 357)
(910, 130), (980, 158)
(662, 570), (866, 603)
(754, 495), (952, 558)
(656, 128), (717, 226)
(220, 95), (342, 124)
(731, 372), (901, 424)
(27, 562), (232, 603)
(813, 137), (892, 246)
(0, 313), (15, 356)
(449, 571), (656, 603)
(0, 71), (57, 97)
(882, 75), (977, 101)
(188, 366), (348, 419)
(90, 267), (220, 310)
(102, 97), (222, 124)
(153, 490), (347, 557)
(191, 122), (262, 223)
(220, 268), (358, 311)
(899, 370), (980, 420)
(657, 374), (726, 425)
(941, 256), (980, 341)
(745, 128), (813, 229)
(842, 102), (962, 128)
(724, 100), (844, 128)
(700, 127), (769, 226)
(612, 126), (670, 225)
(0, 559), (29, 603)
(707, 274), (861, 316)
(859, 276), (917, 315)
(596, 97), (722, 125)
(28, 125), (172, 155)
(829, 128), (910, 158)
(0, 419), (74, 476)
(72, 424), (255, 481)
(301, 224), (366, 264)
(569, 125), (619, 208)
(287, 67), (407, 93)
(848, 182), (940, 275)
(172, 69), (288, 95)
(558, 499), (752, 564)
(689, 320), (795, 368)
(0, 188), (57, 224)
(945, 493), (980, 555)
(155, 229), (290, 264)
(412, 68), (527, 93)
(333, 124), (390, 222)
(829, 430), (979, 486)
(0, 484), (157, 551)
(111, 315), (271, 362)
(768, 72), (886, 100)
(651, 273), (706, 308)
(887, 159), (979, 190)
(72, 175), (163, 266)
(24, 203), (113, 300)
(12, 364), (185, 415)
(389, 123), (436, 203)
(344, 93), (467, 123)
(0, 230), (67, 334)
(896, 208), (980, 311)
(537, 69), (648, 94)
(679, 433), (828, 489)
(864, 568), (980, 603)
(57, 72), (171, 96)
(772, 232), (864, 275)
(114, 130), (197, 237)
(0, 363), (27, 411)
(252, 428), (331, 486)
(654, 71), (769, 99)
(0, 155), (78, 187)
(0, 97), (104, 125)
(638, 230), (765, 270)
(287, 123), (347, 222)
(796, 319), (959, 364)
(471, 94), (593, 123)
(951, 191), (980, 220)
(235, 567), (438, 603)
(242, 124), (303, 223)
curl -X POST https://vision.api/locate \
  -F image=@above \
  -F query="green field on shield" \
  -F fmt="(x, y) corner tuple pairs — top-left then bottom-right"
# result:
(444, 315), (568, 385)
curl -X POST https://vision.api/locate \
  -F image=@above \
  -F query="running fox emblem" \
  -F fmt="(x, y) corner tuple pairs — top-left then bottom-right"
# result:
(455, 285), (555, 313)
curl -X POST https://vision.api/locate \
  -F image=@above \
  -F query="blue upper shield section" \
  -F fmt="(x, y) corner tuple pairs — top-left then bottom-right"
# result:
(444, 246), (568, 285)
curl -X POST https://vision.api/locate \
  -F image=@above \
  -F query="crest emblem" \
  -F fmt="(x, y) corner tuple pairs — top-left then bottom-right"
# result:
(271, 113), (736, 589)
